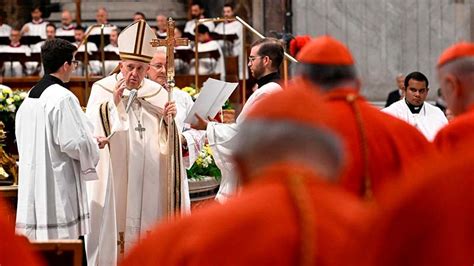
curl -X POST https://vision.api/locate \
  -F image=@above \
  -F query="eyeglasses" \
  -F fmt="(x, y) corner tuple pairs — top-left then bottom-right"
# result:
(150, 63), (165, 70)
(248, 56), (262, 63)
(70, 60), (79, 68)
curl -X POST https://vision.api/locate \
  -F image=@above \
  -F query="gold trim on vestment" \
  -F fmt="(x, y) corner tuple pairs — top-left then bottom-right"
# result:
(119, 52), (152, 63)
(100, 102), (111, 137)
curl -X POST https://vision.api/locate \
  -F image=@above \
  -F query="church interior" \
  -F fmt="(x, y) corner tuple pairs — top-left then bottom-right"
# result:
(1, 0), (474, 265)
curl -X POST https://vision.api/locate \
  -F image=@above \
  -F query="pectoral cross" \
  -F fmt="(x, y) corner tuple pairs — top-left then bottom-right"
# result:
(117, 232), (125, 254)
(135, 121), (146, 139)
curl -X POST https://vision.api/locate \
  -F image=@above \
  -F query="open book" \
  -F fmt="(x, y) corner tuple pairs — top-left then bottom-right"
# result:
(184, 78), (239, 125)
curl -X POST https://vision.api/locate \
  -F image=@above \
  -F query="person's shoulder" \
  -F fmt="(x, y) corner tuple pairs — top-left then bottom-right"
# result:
(92, 74), (116, 91)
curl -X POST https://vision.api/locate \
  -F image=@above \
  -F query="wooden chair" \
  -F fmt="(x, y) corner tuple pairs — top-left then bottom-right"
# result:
(31, 240), (83, 266)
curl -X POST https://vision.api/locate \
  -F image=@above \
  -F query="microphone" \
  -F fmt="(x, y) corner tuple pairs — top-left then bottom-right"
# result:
(125, 89), (138, 113)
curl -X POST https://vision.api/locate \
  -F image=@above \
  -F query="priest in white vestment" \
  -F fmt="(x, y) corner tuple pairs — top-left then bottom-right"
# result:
(103, 28), (120, 75)
(15, 38), (99, 241)
(382, 71), (448, 141)
(73, 26), (101, 76)
(55, 10), (76, 37)
(189, 24), (225, 80)
(21, 7), (48, 39)
(0, 29), (33, 77)
(85, 20), (189, 265)
(213, 4), (244, 79)
(192, 38), (284, 202)
(184, 3), (215, 35)
(148, 49), (206, 169)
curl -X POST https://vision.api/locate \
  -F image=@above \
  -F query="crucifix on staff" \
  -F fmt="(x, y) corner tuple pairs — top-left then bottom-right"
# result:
(149, 17), (190, 215)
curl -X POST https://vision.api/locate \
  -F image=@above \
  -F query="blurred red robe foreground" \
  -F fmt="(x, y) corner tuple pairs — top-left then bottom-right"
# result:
(121, 163), (367, 266)
(0, 198), (43, 266)
(362, 140), (474, 266)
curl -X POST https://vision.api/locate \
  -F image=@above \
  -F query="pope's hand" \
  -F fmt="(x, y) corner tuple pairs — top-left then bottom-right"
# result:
(95, 136), (109, 149)
(113, 78), (127, 106)
(164, 101), (177, 118)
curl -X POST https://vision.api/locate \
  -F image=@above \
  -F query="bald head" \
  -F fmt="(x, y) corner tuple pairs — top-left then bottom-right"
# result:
(96, 7), (108, 24)
(156, 14), (167, 32)
(232, 119), (343, 184)
(61, 10), (73, 26)
(437, 57), (474, 115)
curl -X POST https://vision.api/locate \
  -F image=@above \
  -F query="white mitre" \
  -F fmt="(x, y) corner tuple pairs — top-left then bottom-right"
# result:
(118, 19), (156, 63)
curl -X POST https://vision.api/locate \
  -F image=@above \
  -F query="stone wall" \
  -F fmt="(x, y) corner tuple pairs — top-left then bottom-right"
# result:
(293, 0), (473, 100)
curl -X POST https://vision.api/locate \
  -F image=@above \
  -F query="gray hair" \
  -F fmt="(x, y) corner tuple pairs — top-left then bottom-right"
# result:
(438, 57), (474, 80)
(232, 119), (344, 181)
(297, 63), (358, 90)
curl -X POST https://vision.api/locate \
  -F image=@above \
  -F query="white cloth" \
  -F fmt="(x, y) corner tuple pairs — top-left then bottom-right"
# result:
(214, 21), (244, 78)
(207, 81), (282, 202)
(382, 99), (448, 141)
(15, 82), (99, 240)
(173, 88), (206, 168)
(0, 44), (36, 76)
(189, 40), (225, 80)
(56, 25), (76, 36)
(0, 23), (12, 37)
(85, 74), (190, 265)
(22, 20), (48, 39)
(184, 20), (215, 34)
(157, 31), (167, 38)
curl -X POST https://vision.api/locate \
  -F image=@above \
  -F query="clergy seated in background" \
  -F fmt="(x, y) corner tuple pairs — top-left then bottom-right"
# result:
(361, 141), (474, 266)
(0, 11), (12, 37)
(133, 11), (146, 22)
(384, 73), (405, 107)
(15, 38), (99, 249)
(31, 23), (56, 53)
(382, 71), (448, 141)
(184, 2), (215, 35)
(21, 6), (48, 39)
(189, 24), (225, 80)
(174, 27), (191, 74)
(55, 10), (76, 37)
(433, 42), (474, 152)
(86, 7), (118, 35)
(72, 26), (101, 76)
(0, 29), (34, 77)
(295, 36), (434, 200)
(191, 38), (283, 202)
(103, 28), (120, 74)
(147, 49), (206, 170)
(213, 3), (244, 78)
(121, 85), (368, 266)
(84, 20), (189, 266)
(155, 14), (167, 38)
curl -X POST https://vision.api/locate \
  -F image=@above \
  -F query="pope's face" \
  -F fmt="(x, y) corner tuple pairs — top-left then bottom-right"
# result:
(120, 60), (150, 89)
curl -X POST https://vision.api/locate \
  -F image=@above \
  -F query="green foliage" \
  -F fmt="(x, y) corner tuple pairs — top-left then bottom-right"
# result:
(186, 144), (222, 182)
